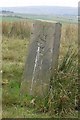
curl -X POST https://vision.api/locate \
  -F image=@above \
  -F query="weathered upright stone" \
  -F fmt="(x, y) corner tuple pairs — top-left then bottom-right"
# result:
(21, 20), (61, 97)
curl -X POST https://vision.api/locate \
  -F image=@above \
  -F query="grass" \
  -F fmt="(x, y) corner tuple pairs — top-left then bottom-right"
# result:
(2, 20), (31, 39)
(3, 106), (51, 118)
(2, 16), (26, 22)
(2, 20), (78, 118)
(2, 37), (27, 102)
(2, 36), (51, 118)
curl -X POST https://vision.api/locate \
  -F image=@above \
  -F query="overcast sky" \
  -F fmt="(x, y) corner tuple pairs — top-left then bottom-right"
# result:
(0, 0), (79, 7)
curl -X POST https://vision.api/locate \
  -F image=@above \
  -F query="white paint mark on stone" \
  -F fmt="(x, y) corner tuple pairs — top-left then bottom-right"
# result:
(30, 43), (40, 94)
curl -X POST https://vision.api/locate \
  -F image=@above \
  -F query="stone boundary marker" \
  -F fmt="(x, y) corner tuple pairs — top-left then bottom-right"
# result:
(21, 20), (62, 97)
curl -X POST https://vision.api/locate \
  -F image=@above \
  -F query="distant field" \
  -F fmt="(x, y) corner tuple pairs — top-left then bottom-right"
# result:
(0, 14), (78, 23)
(1, 16), (26, 22)
(22, 15), (77, 24)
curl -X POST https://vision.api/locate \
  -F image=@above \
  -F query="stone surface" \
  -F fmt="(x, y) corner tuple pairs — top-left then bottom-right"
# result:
(21, 20), (62, 97)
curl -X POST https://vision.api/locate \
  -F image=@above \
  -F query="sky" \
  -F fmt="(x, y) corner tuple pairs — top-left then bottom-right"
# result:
(0, 0), (79, 7)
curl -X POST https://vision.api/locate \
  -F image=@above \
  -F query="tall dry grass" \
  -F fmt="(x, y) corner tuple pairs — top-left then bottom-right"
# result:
(2, 20), (31, 39)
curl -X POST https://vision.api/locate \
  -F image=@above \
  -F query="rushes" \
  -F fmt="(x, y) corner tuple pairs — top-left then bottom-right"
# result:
(35, 48), (78, 117)
(59, 47), (77, 73)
